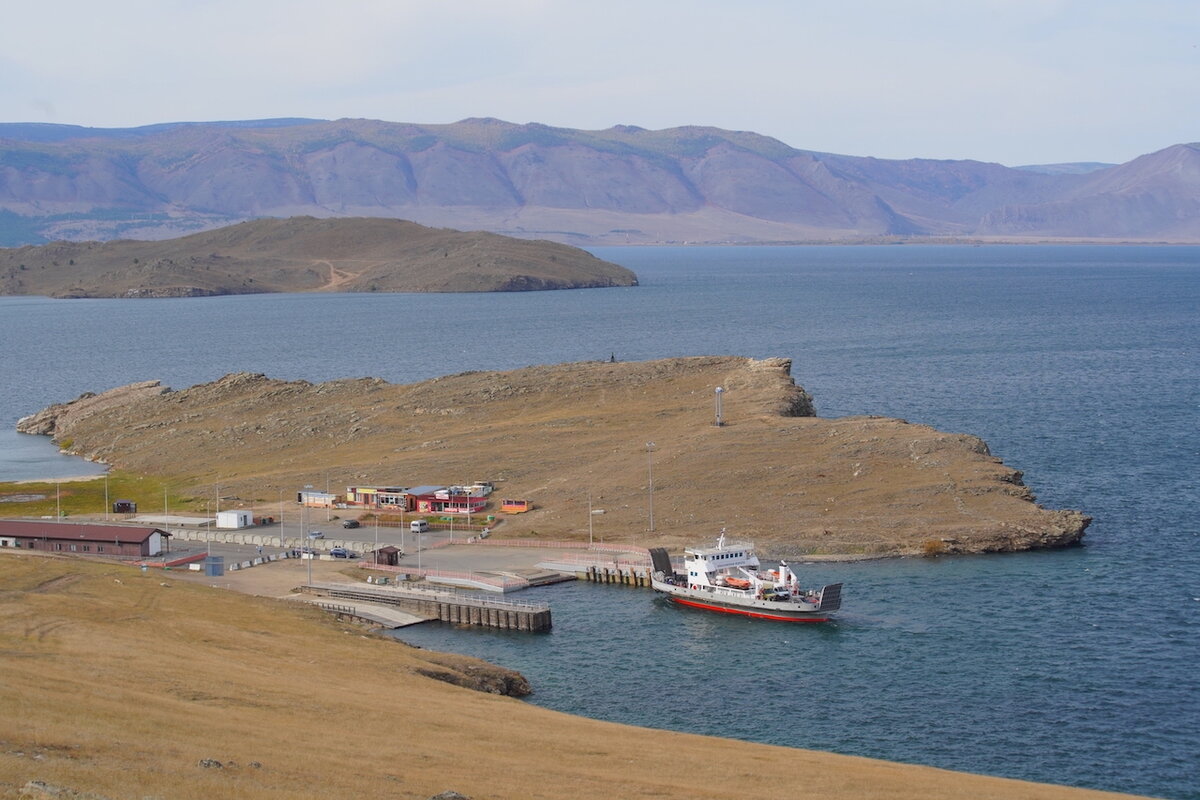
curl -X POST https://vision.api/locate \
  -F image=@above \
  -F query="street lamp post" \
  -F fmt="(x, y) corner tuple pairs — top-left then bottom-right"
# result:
(588, 495), (605, 547)
(278, 489), (285, 550)
(715, 386), (724, 427)
(303, 484), (313, 584)
(104, 473), (109, 521)
(646, 442), (655, 533)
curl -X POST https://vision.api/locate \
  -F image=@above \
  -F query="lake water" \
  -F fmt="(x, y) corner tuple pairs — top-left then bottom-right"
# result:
(1, 245), (1197, 798)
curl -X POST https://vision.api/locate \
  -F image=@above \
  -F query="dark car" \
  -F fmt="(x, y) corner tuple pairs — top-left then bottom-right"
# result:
(342, 519), (360, 529)
(330, 547), (350, 558)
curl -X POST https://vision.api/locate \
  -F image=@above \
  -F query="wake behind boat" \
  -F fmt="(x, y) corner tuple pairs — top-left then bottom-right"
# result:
(649, 533), (842, 623)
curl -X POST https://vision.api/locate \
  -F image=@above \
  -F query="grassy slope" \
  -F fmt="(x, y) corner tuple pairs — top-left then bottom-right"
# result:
(0, 554), (1144, 800)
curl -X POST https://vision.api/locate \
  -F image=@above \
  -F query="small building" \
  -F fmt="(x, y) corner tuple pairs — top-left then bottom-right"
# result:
(502, 499), (533, 514)
(112, 499), (137, 514)
(344, 486), (412, 511)
(409, 485), (487, 515)
(297, 490), (339, 508)
(215, 510), (253, 529)
(0, 519), (169, 557)
(371, 545), (402, 567)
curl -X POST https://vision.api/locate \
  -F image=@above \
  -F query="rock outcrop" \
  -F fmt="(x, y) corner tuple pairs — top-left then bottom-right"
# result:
(17, 380), (169, 437)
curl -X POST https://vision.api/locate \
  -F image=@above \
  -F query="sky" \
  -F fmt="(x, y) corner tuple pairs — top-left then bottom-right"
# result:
(1, 0), (1197, 166)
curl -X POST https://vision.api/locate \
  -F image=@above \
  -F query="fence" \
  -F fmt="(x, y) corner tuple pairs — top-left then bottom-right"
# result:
(464, 537), (651, 557)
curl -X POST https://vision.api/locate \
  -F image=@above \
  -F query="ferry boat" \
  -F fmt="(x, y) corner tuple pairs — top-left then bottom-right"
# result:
(649, 533), (842, 623)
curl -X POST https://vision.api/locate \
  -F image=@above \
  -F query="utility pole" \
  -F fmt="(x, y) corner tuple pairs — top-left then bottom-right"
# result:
(646, 441), (655, 533)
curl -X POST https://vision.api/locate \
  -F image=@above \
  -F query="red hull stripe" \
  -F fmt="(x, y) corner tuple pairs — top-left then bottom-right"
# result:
(671, 596), (829, 623)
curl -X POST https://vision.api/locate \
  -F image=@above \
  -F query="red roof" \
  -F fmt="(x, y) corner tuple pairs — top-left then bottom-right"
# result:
(0, 519), (166, 544)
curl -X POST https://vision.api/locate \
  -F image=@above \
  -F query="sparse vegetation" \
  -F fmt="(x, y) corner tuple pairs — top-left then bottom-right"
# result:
(0, 471), (190, 519)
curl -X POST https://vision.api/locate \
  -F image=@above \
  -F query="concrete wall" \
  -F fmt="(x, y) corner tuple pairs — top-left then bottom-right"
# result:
(168, 527), (359, 553)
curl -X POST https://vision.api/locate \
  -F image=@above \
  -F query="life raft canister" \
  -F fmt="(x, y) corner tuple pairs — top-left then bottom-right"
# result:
(691, 584), (698, 590)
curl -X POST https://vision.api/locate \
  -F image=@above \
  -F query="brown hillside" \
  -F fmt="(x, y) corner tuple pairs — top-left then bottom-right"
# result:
(0, 216), (638, 298)
(17, 356), (1087, 557)
(0, 554), (1143, 800)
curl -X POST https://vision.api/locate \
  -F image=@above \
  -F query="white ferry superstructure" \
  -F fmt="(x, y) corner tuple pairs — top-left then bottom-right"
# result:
(649, 533), (842, 623)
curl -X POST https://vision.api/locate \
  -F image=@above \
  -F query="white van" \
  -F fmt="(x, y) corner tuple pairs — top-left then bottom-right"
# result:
(410, 519), (429, 534)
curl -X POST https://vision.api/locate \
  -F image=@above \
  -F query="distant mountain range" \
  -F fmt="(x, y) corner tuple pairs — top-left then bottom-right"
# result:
(1, 117), (1197, 245)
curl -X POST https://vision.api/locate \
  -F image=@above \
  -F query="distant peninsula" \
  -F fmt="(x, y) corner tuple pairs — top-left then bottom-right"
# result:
(16, 356), (1089, 558)
(0, 216), (639, 298)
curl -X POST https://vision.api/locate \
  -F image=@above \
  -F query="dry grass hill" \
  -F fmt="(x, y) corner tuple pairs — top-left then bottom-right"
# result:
(0, 216), (638, 298)
(0, 553), (1145, 800)
(17, 356), (1088, 557)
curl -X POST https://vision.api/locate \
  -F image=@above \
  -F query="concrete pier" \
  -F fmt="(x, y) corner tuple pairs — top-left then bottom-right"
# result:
(301, 581), (551, 632)
(578, 565), (652, 587)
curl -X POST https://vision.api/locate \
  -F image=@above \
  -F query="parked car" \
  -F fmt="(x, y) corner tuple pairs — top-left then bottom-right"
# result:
(330, 547), (349, 558)
(308, 530), (324, 539)
(342, 519), (360, 529)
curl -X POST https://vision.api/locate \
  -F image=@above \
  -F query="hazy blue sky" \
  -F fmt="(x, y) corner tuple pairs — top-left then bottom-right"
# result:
(2, 0), (1196, 165)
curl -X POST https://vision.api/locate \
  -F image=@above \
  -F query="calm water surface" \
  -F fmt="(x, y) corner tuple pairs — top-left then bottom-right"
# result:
(0, 245), (1197, 798)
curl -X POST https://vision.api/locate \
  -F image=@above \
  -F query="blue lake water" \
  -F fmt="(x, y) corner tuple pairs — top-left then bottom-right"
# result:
(0, 245), (1197, 798)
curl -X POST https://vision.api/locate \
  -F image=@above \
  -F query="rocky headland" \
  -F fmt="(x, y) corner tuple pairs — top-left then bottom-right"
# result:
(18, 356), (1088, 557)
(0, 216), (638, 298)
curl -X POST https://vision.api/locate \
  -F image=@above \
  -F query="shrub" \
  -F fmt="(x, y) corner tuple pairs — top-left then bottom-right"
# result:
(922, 539), (947, 557)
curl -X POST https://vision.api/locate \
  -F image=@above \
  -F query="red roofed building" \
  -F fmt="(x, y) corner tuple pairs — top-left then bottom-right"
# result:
(0, 519), (169, 557)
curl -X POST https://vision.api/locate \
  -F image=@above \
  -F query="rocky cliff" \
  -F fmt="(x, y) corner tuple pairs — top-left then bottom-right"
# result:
(18, 356), (1087, 557)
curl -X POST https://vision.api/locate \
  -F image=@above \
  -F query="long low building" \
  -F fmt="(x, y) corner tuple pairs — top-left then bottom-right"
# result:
(0, 519), (169, 557)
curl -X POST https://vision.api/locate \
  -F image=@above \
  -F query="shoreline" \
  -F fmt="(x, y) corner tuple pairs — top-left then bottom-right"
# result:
(10, 473), (106, 485)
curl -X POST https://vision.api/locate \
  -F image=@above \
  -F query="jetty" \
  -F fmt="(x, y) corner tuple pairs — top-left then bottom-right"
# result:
(300, 581), (552, 632)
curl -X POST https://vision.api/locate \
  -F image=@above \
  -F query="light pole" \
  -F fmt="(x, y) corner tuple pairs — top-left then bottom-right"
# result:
(278, 488), (285, 550)
(303, 484), (313, 582)
(646, 441), (655, 533)
(104, 473), (109, 520)
(325, 471), (331, 522)
(588, 494), (605, 547)
(715, 386), (724, 427)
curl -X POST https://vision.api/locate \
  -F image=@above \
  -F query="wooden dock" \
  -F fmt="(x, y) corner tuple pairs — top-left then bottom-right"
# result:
(301, 581), (552, 632)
